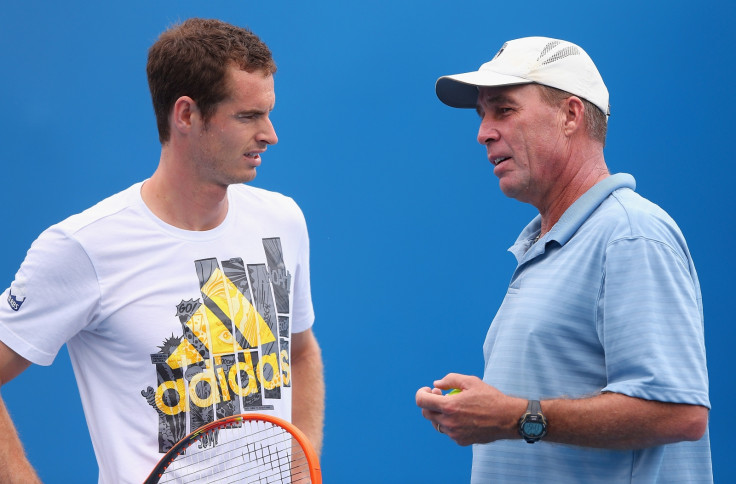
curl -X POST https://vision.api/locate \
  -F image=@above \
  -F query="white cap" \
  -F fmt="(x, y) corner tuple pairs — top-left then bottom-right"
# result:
(436, 37), (610, 118)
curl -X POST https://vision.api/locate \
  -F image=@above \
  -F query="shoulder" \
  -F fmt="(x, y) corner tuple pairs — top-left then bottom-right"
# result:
(25, 183), (145, 265)
(229, 183), (298, 205)
(228, 184), (306, 222)
(600, 188), (684, 242)
(565, 185), (690, 261)
(53, 182), (144, 237)
(589, 188), (693, 267)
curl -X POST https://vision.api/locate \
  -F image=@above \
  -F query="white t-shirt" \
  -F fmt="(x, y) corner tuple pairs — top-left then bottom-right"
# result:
(0, 181), (315, 483)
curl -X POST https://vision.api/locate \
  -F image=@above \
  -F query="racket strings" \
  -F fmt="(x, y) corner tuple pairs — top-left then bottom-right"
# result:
(157, 420), (314, 483)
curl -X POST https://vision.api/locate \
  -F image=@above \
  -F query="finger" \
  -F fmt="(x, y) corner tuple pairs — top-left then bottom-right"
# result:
(415, 386), (434, 404)
(416, 391), (446, 413)
(434, 373), (471, 391)
(421, 408), (442, 421)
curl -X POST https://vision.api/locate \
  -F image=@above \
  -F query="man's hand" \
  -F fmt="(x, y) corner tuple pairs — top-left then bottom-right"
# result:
(415, 373), (526, 446)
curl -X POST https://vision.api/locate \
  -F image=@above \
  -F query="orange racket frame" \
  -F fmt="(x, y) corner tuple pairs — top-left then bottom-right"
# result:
(144, 412), (321, 483)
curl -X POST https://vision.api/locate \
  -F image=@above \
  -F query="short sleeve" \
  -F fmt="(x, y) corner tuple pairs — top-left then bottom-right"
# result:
(599, 236), (709, 407)
(0, 226), (101, 365)
(288, 202), (315, 334)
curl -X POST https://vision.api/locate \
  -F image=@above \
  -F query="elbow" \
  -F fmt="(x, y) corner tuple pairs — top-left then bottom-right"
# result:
(678, 405), (709, 442)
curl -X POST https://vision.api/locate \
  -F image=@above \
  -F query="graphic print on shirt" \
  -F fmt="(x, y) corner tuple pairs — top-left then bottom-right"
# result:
(140, 237), (292, 453)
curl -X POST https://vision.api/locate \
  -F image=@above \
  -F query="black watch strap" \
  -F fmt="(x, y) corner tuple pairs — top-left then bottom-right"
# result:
(519, 399), (547, 443)
(527, 399), (542, 415)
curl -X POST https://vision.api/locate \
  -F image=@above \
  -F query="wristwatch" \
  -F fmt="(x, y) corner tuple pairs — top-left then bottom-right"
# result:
(518, 400), (547, 443)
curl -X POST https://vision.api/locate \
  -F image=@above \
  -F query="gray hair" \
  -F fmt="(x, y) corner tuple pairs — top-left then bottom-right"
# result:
(537, 84), (608, 146)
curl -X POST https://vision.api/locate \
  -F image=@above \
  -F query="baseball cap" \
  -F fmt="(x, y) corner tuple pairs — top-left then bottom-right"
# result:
(435, 37), (610, 118)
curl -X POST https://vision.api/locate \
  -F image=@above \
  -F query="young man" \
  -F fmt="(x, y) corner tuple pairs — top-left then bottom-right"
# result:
(0, 18), (324, 482)
(416, 37), (711, 482)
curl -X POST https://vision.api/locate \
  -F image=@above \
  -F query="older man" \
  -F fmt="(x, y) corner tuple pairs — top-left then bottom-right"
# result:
(416, 37), (711, 483)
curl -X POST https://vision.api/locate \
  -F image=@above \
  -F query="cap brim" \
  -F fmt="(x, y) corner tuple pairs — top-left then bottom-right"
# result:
(435, 71), (532, 108)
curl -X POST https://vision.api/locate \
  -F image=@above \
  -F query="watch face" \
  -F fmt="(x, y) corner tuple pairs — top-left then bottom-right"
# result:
(522, 421), (545, 436)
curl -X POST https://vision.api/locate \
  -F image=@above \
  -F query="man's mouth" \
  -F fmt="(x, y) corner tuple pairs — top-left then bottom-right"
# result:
(491, 156), (510, 166)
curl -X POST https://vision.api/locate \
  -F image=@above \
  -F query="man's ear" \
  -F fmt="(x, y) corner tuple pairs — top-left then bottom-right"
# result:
(562, 96), (585, 137)
(170, 96), (198, 135)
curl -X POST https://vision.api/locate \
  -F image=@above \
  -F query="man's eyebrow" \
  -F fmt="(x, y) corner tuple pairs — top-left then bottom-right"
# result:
(235, 108), (270, 116)
(481, 93), (519, 106)
(476, 93), (518, 116)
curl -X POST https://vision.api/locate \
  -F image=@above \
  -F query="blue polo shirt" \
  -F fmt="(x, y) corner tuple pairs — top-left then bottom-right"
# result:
(471, 174), (712, 483)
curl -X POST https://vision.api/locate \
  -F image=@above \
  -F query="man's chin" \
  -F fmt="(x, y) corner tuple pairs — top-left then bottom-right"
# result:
(498, 180), (518, 199)
(233, 169), (257, 185)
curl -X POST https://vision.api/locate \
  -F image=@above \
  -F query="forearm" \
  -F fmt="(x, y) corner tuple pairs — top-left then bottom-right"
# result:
(0, 391), (41, 483)
(418, 374), (709, 450)
(290, 330), (325, 456)
(541, 392), (709, 449)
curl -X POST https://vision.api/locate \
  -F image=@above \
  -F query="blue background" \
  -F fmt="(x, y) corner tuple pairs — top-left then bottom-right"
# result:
(1, 1), (733, 482)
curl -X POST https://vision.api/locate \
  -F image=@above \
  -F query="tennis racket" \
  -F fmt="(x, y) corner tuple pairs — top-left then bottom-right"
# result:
(144, 413), (321, 484)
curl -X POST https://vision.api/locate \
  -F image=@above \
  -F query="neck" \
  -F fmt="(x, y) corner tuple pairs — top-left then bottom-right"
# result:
(141, 149), (229, 231)
(537, 150), (608, 236)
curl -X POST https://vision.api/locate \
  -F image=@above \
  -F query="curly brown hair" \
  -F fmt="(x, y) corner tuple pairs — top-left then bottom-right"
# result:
(147, 18), (277, 143)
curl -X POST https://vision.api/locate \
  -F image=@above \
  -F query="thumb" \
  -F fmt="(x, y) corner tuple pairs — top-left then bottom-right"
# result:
(434, 373), (473, 392)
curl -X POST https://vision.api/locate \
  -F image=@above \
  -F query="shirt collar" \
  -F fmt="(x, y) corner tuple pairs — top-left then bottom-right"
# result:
(508, 173), (636, 262)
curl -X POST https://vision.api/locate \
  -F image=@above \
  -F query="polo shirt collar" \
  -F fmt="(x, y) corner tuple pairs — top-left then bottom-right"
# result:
(509, 173), (636, 263)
